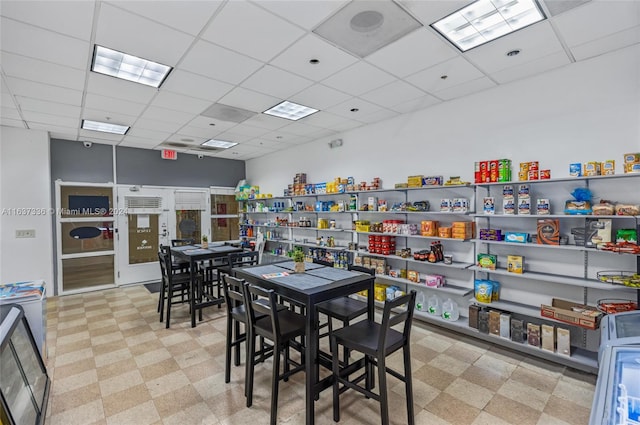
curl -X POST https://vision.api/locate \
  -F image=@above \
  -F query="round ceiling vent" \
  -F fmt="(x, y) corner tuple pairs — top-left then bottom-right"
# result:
(350, 10), (384, 33)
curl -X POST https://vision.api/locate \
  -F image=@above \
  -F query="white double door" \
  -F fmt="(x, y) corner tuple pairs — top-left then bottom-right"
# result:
(115, 186), (209, 285)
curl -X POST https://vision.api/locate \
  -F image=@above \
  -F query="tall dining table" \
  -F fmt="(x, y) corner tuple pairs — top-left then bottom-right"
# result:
(234, 261), (375, 425)
(170, 244), (243, 328)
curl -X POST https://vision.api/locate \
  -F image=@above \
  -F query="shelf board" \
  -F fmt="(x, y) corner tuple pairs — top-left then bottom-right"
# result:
(356, 231), (469, 242)
(358, 251), (473, 270)
(355, 210), (472, 215)
(289, 241), (351, 251)
(475, 173), (640, 188)
(471, 213), (637, 219)
(474, 239), (640, 256)
(469, 266), (636, 291)
(374, 274), (473, 296)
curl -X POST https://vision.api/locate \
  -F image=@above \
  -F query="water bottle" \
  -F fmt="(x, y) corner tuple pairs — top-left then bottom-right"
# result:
(416, 291), (425, 311)
(427, 294), (442, 316)
(442, 298), (460, 321)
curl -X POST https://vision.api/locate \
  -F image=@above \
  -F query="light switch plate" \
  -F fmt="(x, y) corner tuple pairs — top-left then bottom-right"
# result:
(16, 229), (36, 238)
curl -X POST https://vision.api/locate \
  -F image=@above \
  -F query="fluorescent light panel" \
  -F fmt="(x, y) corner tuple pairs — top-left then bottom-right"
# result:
(431, 0), (545, 52)
(202, 139), (238, 149)
(91, 45), (172, 88)
(263, 101), (318, 121)
(82, 119), (129, 135)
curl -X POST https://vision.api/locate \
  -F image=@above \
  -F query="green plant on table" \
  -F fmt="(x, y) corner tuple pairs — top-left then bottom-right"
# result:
(292, 249), (305, 263)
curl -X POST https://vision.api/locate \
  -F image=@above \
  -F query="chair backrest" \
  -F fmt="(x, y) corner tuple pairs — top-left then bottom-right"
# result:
(244, 284), (281, 342)
(158, 251), (169, 280)
(378, 290), (417, 353)
(348, 264), (375, 276)
(312, 258), (333, 267)
(171, 238), (194, 247)
(228, 251), (259, 269)
(222, 275), (246, 317)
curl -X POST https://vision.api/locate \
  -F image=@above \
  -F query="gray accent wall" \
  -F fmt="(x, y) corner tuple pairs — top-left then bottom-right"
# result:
(51, 138), (114, 183)
(116, 146), (245, 187)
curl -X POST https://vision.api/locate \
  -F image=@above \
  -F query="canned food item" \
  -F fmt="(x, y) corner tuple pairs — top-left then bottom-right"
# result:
(540, 169), (551, 179)
(498, 159), (512, 182)
(489, 160), (499, 182)
(480, 161), (489, 183)
(474, 162), (481, 183)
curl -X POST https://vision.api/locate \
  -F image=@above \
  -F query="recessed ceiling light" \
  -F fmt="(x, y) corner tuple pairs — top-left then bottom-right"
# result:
(431, 0), (546, 52)
(91, 45), (172, 88)
(202, 139), (238, 149)
(81, 119), (129, 135)
(263, 101), (318, 121)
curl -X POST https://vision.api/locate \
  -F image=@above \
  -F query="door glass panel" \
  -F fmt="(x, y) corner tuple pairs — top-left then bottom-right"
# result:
(128, 214), (159, 264)
(61, 221), (114, 254)
(60, 186), (113, 218)
(176, 210), (201, 241)
(62, 255), (114, 291)
(211, 217), (239, 241)
(211, 194), (238, 214)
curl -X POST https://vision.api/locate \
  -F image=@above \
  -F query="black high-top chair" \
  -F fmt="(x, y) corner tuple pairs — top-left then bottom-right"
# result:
(157, 251), (192, 328)
(331, 290), (417, 425)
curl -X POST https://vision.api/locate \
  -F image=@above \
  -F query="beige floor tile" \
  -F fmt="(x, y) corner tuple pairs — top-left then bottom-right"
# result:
(88, 324), (121, 338)
(519, 355), (566, 378)
(426, 392), (481, 425)
(56, 323), (90, 338)
(52, 338), (93, 356)
(99, 369), (145, 398)
(182, 355), (225, 384)
(460, 364), (509, 392)
(484, 394), (542, 425)
(105, 399), (160, 425)
(473, 353), (517, 379)
(54, 347), (95, 367)
(415, 409), (454, 425)
(543, 394), (592, 425)
(48, 399), (105, 425)
(53, 357), (96, 380)
(94, 347), (133, 368)
(392, 378), (440, 408)
(96, 357), (139, 381)
(56, 330), (90, 346)
(152, 384), (204, 418)
(102, 383), (151, 417)
(166, 338), (202, 357)
(204, 385), (248, 421)
(497, 379), (550, 411)
(444, 377), (494, 410)
(133, 346), (172, 368)
(552, 378), (595, 409)
(536, 412), (574, 425)
(445, 343), (485, 364)
(472, 411), (515, 425)
(413, 363), (457, 391)
(162, 401), (220, 425)
(49, 382), (102, 416)
(428, 352), (471, 376)
(509, 365), (560, 393)
(194, 371), (239, 401)
(87, 317), (117, 331)
(486, 345), (525, 364)
(91, 339), (129, 357)
(139, 357), (182, 382)
(52, 369), (98, 395)
(146, 370), (191, 398)
(160, 331), (193, 346)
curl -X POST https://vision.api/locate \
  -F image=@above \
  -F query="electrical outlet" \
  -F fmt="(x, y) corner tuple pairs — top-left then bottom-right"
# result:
(16, 229), (36, 238)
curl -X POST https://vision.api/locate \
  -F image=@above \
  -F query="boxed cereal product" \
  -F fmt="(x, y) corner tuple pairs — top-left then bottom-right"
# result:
(477, 253), (497, 270)
(537, 219), (560, 245)
(507, 255), (524, 274)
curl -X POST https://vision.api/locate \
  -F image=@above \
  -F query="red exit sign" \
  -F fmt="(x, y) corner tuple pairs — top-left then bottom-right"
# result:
(161, 149), (177, 160)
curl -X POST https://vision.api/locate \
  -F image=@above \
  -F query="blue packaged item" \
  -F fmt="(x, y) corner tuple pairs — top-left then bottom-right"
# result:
(474, 279), (493, 303)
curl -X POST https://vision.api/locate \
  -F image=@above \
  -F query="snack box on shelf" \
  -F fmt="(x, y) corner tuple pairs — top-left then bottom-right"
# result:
(540, 298), (603, 330)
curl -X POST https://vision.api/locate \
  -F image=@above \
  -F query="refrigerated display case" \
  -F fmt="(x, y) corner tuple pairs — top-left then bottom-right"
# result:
(0, 280), (47, 360)
(599, 310), (640, 363)
(0, 304), (50, 425)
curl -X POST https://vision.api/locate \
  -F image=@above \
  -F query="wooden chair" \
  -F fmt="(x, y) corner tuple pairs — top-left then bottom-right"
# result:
(331, 290), (417, 425)
(243, 283), (306, 425)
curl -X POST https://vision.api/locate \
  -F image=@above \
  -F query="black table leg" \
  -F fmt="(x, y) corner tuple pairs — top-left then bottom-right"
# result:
(305, 299), (317, 425)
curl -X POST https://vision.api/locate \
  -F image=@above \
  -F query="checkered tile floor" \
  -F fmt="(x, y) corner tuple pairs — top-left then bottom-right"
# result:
(45, 285), (596, 425)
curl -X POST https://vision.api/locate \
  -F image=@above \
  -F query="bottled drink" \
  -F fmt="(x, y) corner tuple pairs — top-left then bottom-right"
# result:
(442, 298), (460, 321)
(427, 294), (442, 316)
(416, 291), (425, 311)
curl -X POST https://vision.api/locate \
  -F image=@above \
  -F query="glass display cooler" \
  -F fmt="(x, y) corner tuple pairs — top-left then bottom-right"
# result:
(599, 310), (640, 363)
(0, 304), (50, 425)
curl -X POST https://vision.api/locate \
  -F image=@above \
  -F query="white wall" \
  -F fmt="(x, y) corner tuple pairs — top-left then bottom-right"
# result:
(0, 126), (54, 293)
(247, 44), (640, 194)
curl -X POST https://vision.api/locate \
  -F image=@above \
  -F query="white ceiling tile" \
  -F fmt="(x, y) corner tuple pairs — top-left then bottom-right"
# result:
(360, 80), (427, 108)
(261, 131), (312, 145)
(276, 121), (324, 137)
(289, 84), (353, 110)
(118, 136), (162, 148)
(218, 87), (280, 113)
(86, 73), (157, 104)
(106, 1), (222, 36)
(161, 70), (233, 102)
(95, 3), (194, 66)
(139, 106), (194, 125)
(356, 108), (400, 125)
(172, 126), (221, 140)
(254, 0), (348, 30)
(322, 61), (397, 96)
(0, 17), (90, 69)
(490, 51), (571, 84)
(553, 0), (640, 48)
(569, 25), (640, 61)
(125, 127), (171, 141)
(433, 77), (497, 101)
(49, 130), (79, 140)
(151, 91), (212, 115)
(300, 111), (354, 129)
(82, 108), (138, 126)
(243, 138), (287, 150)
(28, 122), (78, 137)
(1, 117), (26, 128)
(15, 96), (81, 118)
(464, 22), (567, 74)
(0, 1), (95, 40)
(241, 65), (313, 99)
(389, 94), (441, 114)
(213, 131), (254, 143)
(1, 52), (86, 91)
(1, 106), (22, 121)
(133, 118), (184, 134)
(240, 114), (290, 131)
(398, 0), (469, 27)
(366, 28), (459, 78)
(201, 1), (306, 62)
(22, 110), (79, 128)
(4, 77), (83, 105)
(269, 34), (359, 81)
(1, 92), (16, 109)
(185, 116), (237, 132)
(179, 40), (264, 85)
(330, 120), (365, 132)
(405, 56), (485, 94)
(225, 124), (271, 138)
(324, 97), (385, 120)
(84, 93), (148, 117)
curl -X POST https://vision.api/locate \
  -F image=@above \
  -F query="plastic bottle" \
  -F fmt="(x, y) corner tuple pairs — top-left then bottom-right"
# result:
(427, 294), (442, 316)
(442, 298), (460, 321)
(416, 291), (425, 311)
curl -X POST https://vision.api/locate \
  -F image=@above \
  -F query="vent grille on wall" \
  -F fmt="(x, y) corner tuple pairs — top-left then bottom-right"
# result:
(125, 196), (162, 209)
(175, 191), (206, 211)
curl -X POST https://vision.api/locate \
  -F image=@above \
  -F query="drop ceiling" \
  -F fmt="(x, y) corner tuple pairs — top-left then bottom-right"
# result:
(1, 0), (638, 160)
